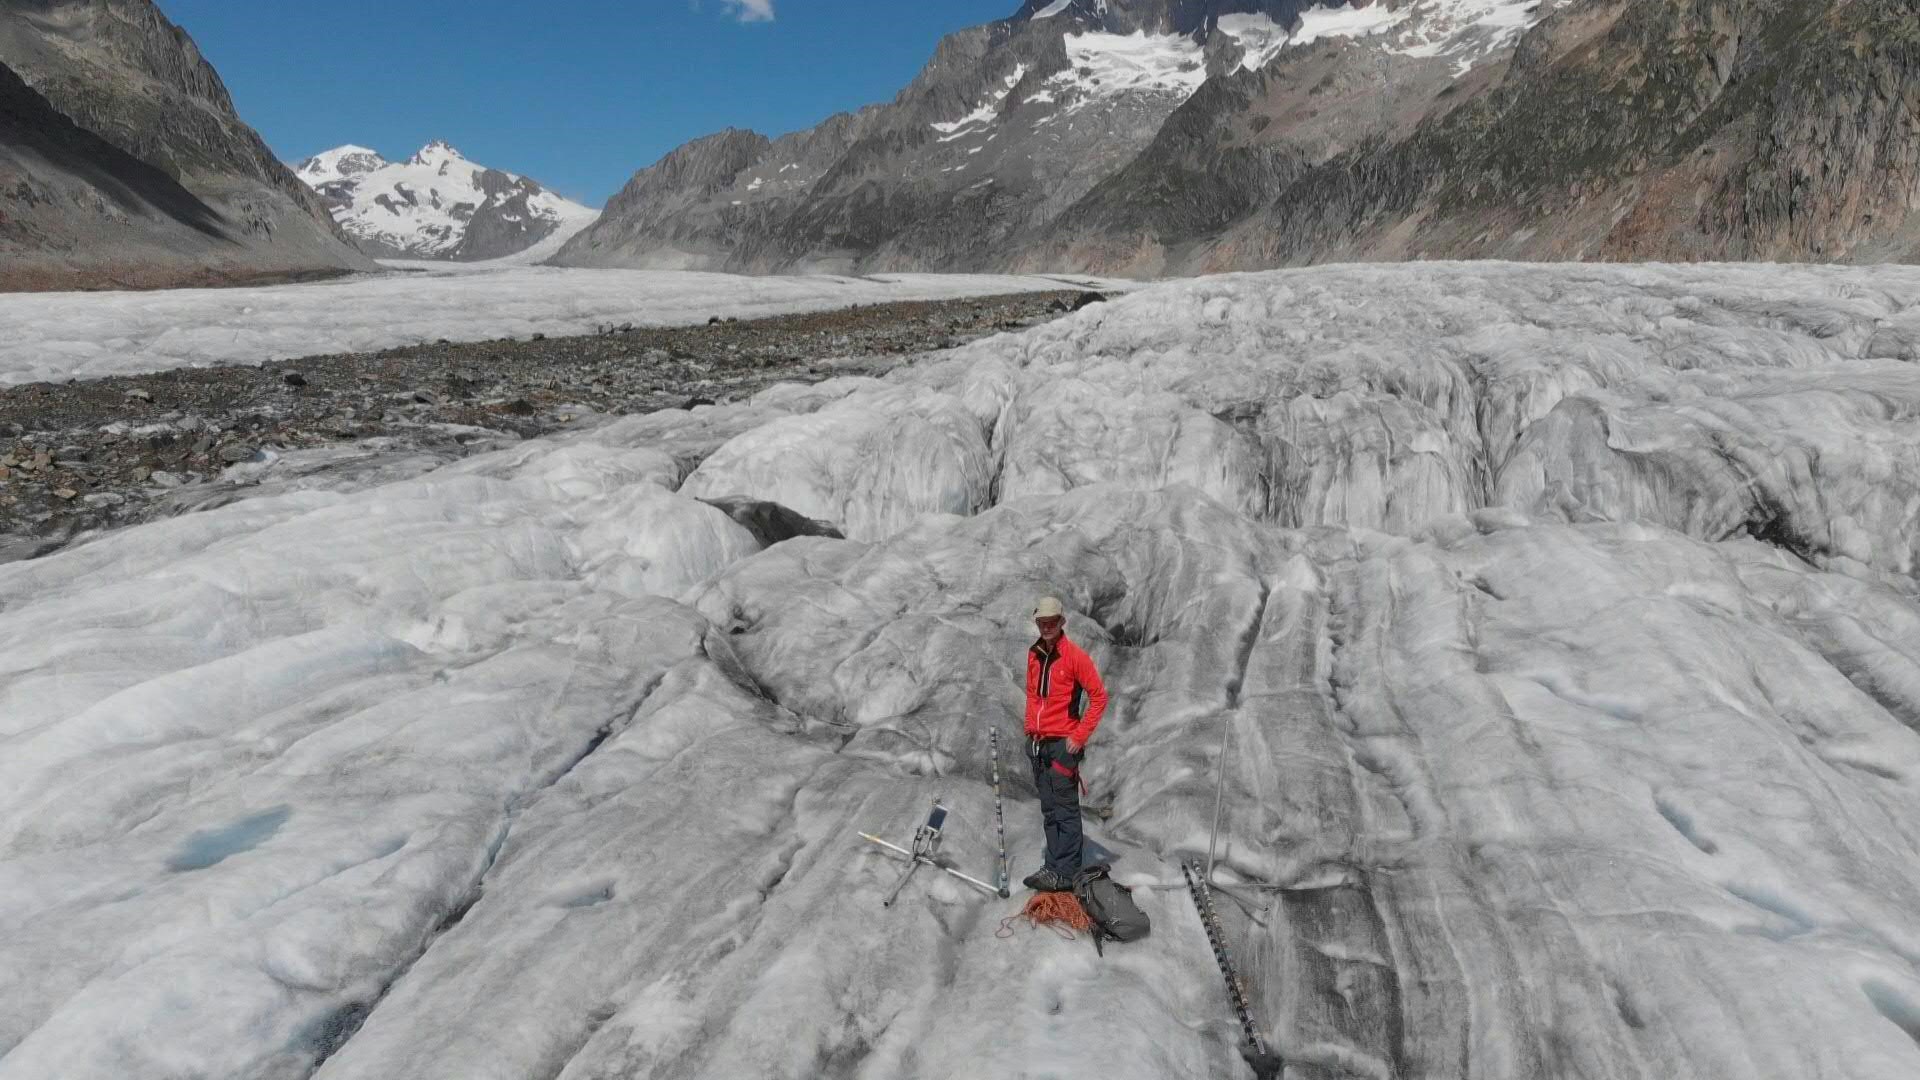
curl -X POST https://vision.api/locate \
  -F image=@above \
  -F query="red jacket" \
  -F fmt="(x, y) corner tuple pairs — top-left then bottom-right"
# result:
(1025, 634), (1108, 745)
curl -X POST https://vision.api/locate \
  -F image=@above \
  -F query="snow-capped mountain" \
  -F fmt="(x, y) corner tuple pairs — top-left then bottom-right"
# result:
(557, 0), (1920, 274)
(555, 1), (1313, 273)
(295, 141), (598, 262)
(546, 0), (1586, 273)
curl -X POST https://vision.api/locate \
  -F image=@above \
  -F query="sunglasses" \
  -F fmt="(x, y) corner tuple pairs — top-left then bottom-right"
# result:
(1035, 616), (1064, 629)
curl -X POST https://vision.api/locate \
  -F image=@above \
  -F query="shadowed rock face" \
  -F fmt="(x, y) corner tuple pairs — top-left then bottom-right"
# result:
(0, 58), (229, 245)
(561, 0), (1920, 276)
(0, 0), (372, 289)
(549, 128), (778, 271)
(450, 169), (556, 261)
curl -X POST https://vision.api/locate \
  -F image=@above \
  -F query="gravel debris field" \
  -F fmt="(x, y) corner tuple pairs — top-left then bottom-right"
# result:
(0, 289), (1103, 561)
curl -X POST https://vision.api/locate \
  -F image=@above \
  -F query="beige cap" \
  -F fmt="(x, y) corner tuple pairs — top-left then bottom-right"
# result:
(1033, 596), (1065, 619)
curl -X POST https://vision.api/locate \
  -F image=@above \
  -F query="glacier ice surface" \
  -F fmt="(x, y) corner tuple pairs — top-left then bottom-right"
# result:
(6, 262), (1920, 1078)
(0, 268), (1118, 385)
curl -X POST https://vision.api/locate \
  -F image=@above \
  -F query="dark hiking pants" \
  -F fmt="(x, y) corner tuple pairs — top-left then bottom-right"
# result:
(1028, 736), (1083, 876)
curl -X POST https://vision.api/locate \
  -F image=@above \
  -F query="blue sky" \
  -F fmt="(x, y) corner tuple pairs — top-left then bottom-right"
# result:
(156, 0), (1018, 207)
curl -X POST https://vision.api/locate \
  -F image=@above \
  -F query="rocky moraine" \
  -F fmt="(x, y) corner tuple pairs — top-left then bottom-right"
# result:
(0, 290), (1101, 562)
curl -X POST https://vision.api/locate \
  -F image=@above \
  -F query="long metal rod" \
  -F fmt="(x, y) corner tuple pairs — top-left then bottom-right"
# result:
(859, 834), (1000, 897)
(860, 833), (916, 858)
(990, 726), (1011, 898)
(1206, 711), (1234, 886)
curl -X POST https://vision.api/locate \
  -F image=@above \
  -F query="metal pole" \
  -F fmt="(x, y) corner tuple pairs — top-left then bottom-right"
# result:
(990, 726), (1010, 898)
(1206, 711), (1234, 886)
(923, 861), (1001, 897)
(860, 834), (1001, 899)
(882, 857), (920, 907)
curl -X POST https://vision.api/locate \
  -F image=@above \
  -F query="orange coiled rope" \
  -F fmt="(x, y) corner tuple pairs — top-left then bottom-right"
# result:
(997, 891), (1092, 941)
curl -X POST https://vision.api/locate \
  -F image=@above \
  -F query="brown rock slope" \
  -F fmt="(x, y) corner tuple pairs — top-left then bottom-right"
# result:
(0, 0), (372, 290)
(1043, 0), (1920, 271)
(565, 0), (1919, 275)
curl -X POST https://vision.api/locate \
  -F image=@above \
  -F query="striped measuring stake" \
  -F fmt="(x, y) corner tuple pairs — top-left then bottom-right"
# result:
(989, 726), (1011, 898)
(1183, 858), (1271, 1062)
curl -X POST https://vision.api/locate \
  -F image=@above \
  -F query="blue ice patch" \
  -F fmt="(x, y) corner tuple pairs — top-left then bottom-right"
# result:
(167, 806), (293, 872)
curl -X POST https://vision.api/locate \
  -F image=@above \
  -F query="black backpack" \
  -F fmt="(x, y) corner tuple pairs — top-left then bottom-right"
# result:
(1072, 864), (1150, 954)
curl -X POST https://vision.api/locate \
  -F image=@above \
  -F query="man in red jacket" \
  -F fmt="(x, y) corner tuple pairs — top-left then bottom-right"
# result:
(1022, 596), (1108, 893)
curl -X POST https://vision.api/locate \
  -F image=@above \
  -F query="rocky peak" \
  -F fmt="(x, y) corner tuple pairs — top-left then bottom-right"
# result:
(295, 144), (389, 184)
(407, 140), (466, 168)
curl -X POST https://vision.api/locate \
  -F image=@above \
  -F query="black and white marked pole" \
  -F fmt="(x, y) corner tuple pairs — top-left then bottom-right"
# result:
(1183, 859), (1283, 1079)
(989, 726), (1010, 898)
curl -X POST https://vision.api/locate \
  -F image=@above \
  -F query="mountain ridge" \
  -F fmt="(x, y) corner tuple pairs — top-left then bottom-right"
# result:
(554, 0), (1920, 276)
(0, 0), (373, 289)
(551, 0), (1311, 273)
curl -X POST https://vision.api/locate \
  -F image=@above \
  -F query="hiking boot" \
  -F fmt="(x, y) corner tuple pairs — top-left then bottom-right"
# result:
(1023, 868), (1072, 893)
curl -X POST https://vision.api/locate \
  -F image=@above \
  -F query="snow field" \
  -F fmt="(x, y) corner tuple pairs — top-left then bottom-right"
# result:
(1217, 12), (1290, 71)
(5, 263), (1920, 1077)
(1030, 28), (1209, 116)
(1285, 0), (1568, 75)
(1290, 1), (1410, 48)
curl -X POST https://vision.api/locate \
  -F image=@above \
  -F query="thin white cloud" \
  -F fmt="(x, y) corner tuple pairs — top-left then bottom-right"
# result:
(720, 0), (775, 21)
